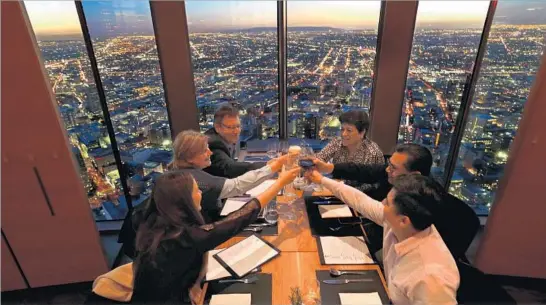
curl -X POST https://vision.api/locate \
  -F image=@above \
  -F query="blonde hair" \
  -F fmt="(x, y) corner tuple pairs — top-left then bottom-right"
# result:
(168, 130), (208, 170)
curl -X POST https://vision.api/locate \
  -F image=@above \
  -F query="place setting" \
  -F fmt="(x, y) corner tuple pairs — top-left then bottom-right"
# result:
(203, 234), (278, 305)
(304, 195), (365, 237)
(316, 268), (390, 305)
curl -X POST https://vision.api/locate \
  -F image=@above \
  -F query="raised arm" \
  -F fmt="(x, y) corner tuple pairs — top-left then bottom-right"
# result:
(205, 147), (265, 178)
(191, 167), (300, 253)
(218, 154), (289, 198)
(306, 170), (384, 226)
(332, 163), (388, 183)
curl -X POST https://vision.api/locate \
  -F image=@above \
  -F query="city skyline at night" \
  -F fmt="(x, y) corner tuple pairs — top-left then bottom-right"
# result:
(24, 0), (546, 219)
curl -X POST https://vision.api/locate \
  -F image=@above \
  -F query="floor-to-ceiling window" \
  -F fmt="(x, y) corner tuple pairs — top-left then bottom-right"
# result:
(287, 1), (381, 141)
(185, 1), (279, 142)
(26, 1), (173, 220)
(449, 1), (546, 215)
(397, 1), (490, 184)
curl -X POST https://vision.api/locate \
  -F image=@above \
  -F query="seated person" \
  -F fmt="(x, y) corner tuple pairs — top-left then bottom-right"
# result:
(132, 168), (299, 304)
(118, 130), (288, 258)
(204, 104), (266, 178)
(315, 143), (432, 201)
(316, 109), (384, 192)
(170, 130), (288, 222)
(306, 170), (459, 305)
(313, 143), (479, 260)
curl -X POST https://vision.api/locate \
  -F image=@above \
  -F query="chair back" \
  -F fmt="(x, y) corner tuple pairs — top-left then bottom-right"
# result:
(435, 194), (480, 259)
(456, 260), (516, 304)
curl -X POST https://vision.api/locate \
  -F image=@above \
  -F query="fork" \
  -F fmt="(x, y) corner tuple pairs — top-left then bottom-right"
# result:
(243, 227), (263, 232)
(218, 276), (259, 284)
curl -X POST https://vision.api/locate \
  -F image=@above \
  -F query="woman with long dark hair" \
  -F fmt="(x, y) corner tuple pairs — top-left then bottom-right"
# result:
(132, 168), (299, 304)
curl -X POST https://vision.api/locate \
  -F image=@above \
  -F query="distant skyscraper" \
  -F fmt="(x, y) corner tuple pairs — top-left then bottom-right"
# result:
(149, 122), (171, 146)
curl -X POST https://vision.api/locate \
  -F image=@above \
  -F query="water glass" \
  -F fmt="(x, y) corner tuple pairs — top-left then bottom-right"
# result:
(264, 209), (279, 225)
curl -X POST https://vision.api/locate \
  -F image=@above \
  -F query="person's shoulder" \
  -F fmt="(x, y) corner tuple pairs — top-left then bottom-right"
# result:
(205, 129), (227, 149)
(364, 138), (383, 153)
(326, 137), (343, 148)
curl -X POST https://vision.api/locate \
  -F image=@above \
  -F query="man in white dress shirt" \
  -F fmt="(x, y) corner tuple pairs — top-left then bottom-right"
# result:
(306, 171), (459, 305)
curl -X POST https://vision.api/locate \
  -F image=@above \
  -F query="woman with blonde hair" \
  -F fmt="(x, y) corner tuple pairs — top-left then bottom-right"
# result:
(168, 130), (289, 221)
(119, 130), (289, 260)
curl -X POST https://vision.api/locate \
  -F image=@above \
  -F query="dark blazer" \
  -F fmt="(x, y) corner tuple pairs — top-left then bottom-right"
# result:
(332, 163), (391, 201)
(203, 128), (265, 178)
(331, 162), (479, 260)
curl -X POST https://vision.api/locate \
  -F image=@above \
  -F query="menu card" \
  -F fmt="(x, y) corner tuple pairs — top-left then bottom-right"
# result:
(220, 198), (249, 216)
(318, 236), (373, 265)
(213, 235), (279, 278)
(246, 179), (279, 197)
(205, 249), (230, 281)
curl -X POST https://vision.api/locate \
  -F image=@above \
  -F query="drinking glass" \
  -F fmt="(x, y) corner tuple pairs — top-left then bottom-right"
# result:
(266, 142), (279, 160)
(264, 209), (279, 225)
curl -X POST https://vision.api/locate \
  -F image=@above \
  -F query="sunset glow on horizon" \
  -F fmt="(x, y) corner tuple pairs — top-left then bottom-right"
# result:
(25, 0), (543, 38)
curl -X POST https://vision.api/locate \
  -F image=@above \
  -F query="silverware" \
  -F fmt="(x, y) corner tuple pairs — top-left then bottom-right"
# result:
(243, 227), (263, 232)
(322, 279), (373, 285)
(219, 276), (259, 284)
(248, 223), (274, 227)
(329, 268), (370, 277)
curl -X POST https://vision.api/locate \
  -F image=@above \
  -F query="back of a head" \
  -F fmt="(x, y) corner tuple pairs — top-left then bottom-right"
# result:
(390, 174), (445, 231)
(214, 103), (239, 125)
(395, 143), (433, 176)
(339, 110), (370, 133)
(135, 171), (203, 263)
(153, 171), (204, 226)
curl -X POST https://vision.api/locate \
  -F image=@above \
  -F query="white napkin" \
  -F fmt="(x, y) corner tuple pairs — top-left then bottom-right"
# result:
(210, 294), (251, 305)
(339, 292), (382, 305)
(319, 204), (353, 218)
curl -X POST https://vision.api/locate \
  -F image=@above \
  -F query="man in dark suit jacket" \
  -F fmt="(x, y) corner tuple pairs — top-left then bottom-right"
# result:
(314, 143), (479, 260)
(203, 104), (266, 178)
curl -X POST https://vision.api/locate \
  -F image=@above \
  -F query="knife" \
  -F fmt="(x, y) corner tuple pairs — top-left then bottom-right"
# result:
(314, 200), (343, 204)
(322, 279), (373, 284)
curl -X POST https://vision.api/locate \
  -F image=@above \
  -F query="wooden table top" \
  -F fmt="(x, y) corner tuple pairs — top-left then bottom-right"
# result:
(202, 186), (389, 305)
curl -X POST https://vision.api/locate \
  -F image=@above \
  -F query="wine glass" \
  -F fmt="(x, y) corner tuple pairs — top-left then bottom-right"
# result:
(266, 141), (279, 160)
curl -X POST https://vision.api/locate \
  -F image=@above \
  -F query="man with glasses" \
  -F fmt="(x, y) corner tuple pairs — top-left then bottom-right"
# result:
(315, 143), (433, 200)
(314, 143), (479, 261)
(204, 104), (266, 178)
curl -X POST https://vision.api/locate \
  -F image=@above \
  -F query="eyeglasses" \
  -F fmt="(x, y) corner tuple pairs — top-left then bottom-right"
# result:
(387, 159), (397, 171)
(221, 123), (241, 131)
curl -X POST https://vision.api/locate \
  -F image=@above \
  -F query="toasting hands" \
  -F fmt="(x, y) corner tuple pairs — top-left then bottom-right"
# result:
(304, 169), (324, 184)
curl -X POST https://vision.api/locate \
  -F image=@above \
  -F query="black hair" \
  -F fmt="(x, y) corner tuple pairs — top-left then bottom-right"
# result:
(339, 110), (370, 133)
(395, 143), (433, 176)
(390, 174), (444, 231)
(213, 103), (239, 124)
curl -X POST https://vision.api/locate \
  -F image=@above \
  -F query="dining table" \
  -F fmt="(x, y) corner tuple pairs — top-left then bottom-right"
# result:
(200, 165), (390, 305)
